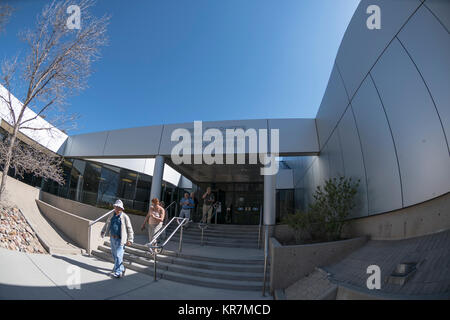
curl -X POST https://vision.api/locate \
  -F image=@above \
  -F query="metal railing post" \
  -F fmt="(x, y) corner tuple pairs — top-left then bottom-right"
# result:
(262, 225), (269, 296)
(87, 224), (91, 255)
(258, 205), (262, 249)
(153, 252), (157, 281)
(214, 203), (218, 224)
(201, 227), (204, 246)
(178, 225), (183, 252)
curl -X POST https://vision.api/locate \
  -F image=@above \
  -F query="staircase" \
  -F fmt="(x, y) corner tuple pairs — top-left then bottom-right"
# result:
(165, 223), (261, 248)
(91, 239), (266, 291)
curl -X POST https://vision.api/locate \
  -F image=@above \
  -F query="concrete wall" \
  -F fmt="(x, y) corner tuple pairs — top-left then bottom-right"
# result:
(343, 191), (450, 240)
(35, 199), (104, 253)
(290, 0), (450, 223)
(40, 191), (147, 236)
(0, 173), (82, 254)
(272, 192), (450, 242)
(269, 236), (367, 291)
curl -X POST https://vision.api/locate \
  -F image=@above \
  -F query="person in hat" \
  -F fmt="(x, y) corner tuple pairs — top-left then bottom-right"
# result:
(100, 199), (134, 278)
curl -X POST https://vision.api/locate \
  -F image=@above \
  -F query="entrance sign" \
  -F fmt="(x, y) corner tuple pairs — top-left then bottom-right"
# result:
(171, 121), (279, 175)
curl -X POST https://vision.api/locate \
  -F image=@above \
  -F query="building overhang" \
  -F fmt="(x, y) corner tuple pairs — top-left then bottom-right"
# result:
(61, 118), (319, 159)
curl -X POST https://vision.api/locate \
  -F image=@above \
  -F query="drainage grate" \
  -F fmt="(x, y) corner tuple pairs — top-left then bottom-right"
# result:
(387, 262), (417, 286)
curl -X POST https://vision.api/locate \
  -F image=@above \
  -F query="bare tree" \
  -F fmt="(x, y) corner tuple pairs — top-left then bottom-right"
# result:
(0, 138), (64, 184)
(0, 0), (109, 200)
(0, 3), (13, 33)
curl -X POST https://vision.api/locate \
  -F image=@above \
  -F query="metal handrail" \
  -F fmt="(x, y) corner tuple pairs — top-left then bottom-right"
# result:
(164, 200), (177, 220)
(165, 200), (177, 211)
(87, 209), (114, 255)
(146, 216), (188, 281)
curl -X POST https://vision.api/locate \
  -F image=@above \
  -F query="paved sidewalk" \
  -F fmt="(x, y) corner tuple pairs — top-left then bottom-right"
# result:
(0, 247), (270, 300)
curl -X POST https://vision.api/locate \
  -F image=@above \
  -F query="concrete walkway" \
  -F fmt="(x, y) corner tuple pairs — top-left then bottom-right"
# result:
(0, 247), (270, 300)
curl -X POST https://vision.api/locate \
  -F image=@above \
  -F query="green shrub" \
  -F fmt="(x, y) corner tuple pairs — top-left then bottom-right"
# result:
(283, 176), (359, 243)
(311, 176), (360, 241)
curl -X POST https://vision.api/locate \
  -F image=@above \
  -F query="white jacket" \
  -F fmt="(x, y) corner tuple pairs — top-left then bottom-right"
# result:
(101, 212), (134, 246)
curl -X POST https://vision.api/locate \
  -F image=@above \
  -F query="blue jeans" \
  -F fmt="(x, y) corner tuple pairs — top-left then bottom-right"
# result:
(110, 237), (124, 276)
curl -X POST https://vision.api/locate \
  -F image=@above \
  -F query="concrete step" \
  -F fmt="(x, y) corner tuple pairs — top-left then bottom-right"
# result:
(127, 242), (264, 265)
(200, 223), (260, 229)
(182, 223), (260, 232)
(168, 235), (259, 248)
(167, 224), (260, 235)
(99, 244), (264, 273)
(96, 246), (265, 282)
(164, 231), (258, 243)
(92, 250), (265, 291)
(165, 227), (260, 239)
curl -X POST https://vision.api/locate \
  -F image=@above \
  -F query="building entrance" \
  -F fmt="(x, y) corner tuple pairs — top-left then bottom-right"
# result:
(196, 182), (262, 225)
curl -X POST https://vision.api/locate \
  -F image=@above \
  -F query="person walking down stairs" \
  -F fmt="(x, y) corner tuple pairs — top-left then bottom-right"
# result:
(100, 199), (134, 278)
(201, 187), (215, 224)
(141, 198), (165, 253)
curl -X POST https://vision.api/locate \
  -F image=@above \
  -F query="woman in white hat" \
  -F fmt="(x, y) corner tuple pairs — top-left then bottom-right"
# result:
(100, 199), (134, 278)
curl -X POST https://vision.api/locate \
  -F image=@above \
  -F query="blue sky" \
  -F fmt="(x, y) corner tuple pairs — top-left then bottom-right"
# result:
(1, 0), (360, 135)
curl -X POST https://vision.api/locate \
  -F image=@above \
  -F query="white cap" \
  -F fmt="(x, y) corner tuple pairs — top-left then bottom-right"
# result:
(113, 199), (124, 210)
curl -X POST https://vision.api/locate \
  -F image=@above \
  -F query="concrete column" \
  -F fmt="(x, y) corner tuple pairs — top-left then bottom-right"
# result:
(262, 172), (276, 296)
(150, 155), (165, 201)
(263, 173), (276, 226)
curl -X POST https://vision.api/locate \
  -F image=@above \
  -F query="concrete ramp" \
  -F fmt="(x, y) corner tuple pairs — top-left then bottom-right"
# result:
(1, 174), (82, 255)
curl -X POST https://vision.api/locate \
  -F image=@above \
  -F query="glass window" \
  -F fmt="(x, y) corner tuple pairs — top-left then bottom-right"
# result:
(117, 169), (138, 210)
(276, 189), (294, 223)
(134, 173), (151, 212)
(97, 165), (120, 209)
(57, 159), (73, 198)
(81, 162), (101, 206)
(68, 159), (86, 201)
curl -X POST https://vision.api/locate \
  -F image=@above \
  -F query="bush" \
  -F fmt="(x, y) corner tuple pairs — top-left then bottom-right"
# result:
(283, 176), (359, 244)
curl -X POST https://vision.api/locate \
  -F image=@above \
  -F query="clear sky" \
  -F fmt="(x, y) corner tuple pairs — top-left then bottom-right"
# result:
(1, 0), (360, 135)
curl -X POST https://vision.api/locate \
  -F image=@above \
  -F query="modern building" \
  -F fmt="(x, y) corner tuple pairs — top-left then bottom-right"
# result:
(1, 0), (449, 236)
(0, 0), (449, 299)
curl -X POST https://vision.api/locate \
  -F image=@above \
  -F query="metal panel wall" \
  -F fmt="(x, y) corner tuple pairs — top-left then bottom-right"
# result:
(295, 0), (450, 219)
(284, 156), (305, 187)
(326, 130), (345, 179)
(268, 119), (319, 155)
(335, 0), (422, 99)
(371, 39), (450, 206)
(351, 76), (403, 215)
(424, 0), (450, 31)
(315, 65), (350, 149)
(276, 169), (294, 189)
(398, 5), (450, 149)
(103, 125), (163, 157)
(65, 131), (109, 158)
(337, 108), (369, 218)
